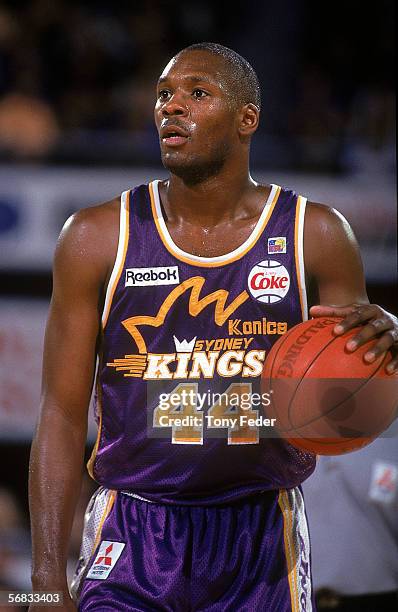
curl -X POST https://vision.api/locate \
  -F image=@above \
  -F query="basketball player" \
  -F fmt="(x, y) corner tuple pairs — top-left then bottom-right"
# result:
(29, 43), (398, 612)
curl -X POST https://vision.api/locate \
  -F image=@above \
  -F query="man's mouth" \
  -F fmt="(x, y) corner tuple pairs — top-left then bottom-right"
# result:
(162, 134), (188, 146)
(160, 124), (190, 147)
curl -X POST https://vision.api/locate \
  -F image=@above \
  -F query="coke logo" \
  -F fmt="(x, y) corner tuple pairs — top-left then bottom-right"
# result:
(247, 259), (290, 304)
(250, 273), (289, 290)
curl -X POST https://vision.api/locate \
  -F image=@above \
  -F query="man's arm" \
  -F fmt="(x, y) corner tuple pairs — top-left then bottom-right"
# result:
(304, 202), (398, 372)
(29, 203), (117, 608)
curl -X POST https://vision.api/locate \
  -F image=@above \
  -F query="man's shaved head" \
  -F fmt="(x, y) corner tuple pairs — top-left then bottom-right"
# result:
(176, 42), (261, 111)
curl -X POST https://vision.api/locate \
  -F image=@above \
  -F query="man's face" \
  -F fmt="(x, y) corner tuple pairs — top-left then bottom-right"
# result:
(154, 50), (239, 182)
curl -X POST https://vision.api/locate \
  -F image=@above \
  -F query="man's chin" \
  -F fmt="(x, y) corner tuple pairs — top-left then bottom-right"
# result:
(161, 149), (190, 169)
(161, 153), (225, 186)
(161, 154), (198, 181)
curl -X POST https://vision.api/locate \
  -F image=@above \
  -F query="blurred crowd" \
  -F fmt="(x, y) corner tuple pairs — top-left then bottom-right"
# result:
(0, 0), (395, 171)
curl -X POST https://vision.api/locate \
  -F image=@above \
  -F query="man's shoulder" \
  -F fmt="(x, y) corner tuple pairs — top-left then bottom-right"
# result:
(70, 180), (154, 229)
(54, 195), (123, 280)
(303, 198), (361, 281)
(304, 200), (357, 254)
(305, 200), (350, 234)
(69, 195), (121, 230)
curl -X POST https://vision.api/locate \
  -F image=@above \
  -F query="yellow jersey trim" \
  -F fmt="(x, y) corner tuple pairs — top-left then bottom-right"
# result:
(278, 489), (300, 612)
(92, 490), (117, 554)
(149, 180), (281, 268)
(101, 190), (131, 328)
(294, 195), (308, 321)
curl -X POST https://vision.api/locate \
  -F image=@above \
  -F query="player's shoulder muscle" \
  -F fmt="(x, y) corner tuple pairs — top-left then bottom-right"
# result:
(54, 197), (120, 292)
(304, 201), (362, 278)
(305, 201), (357, 242)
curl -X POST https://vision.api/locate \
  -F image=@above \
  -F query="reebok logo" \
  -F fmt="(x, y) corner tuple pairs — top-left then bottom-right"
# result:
(125, 266), (179, 287)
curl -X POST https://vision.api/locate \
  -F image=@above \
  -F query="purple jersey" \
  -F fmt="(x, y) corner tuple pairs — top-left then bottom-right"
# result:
(87, 180), (316, 503)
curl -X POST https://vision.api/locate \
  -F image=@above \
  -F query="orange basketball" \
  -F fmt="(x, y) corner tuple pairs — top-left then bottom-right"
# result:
(261, 317), (398, 455)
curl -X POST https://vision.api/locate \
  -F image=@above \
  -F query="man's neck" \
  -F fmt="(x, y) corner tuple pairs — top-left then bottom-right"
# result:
(161, 167), (258, 227)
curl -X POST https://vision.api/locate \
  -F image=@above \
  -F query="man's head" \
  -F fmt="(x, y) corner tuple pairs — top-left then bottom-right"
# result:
(182, 43), (261, 111)
(154, 43), (261, 184)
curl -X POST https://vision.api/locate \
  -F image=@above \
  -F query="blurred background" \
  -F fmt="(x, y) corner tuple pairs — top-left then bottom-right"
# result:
(0, 0), (396, 608)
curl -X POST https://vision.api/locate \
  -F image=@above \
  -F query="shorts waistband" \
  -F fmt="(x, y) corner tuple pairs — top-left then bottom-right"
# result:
(120, 490), (156, 503)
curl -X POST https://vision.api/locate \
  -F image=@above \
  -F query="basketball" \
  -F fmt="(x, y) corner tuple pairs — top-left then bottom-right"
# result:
(261, 317), (398, 455)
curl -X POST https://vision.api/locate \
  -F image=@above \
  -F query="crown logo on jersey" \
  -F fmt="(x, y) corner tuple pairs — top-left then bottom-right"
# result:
(173, 335), (197, 353)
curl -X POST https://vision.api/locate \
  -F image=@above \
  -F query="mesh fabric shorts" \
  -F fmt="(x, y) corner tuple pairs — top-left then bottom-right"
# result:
(71, 487), (314, 611)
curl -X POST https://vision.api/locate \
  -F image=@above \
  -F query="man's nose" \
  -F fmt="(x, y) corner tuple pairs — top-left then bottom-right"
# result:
(162, 93), (189, 117)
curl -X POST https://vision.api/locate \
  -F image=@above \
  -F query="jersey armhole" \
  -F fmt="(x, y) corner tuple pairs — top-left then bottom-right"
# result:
(294, 195), (308, 321)
(101, 190), (130, 328)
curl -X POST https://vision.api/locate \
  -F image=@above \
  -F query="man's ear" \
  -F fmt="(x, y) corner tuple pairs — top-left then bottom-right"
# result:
(238, 103), (260, 137)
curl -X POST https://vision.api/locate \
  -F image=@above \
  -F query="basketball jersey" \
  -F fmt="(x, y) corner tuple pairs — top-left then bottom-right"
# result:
(88, 180), (316, 504)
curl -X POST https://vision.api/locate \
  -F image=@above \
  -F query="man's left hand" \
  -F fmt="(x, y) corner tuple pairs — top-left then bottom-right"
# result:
(310, 304), (398, 374)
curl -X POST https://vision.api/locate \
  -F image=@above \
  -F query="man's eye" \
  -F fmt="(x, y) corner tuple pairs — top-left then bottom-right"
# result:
(159, 90), (170, 100)
(193, 89), (207, 99)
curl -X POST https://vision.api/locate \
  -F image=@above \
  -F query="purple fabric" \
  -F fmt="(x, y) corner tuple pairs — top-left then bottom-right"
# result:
(78, 490), (306, 611)
(91, 183), (315, 503)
